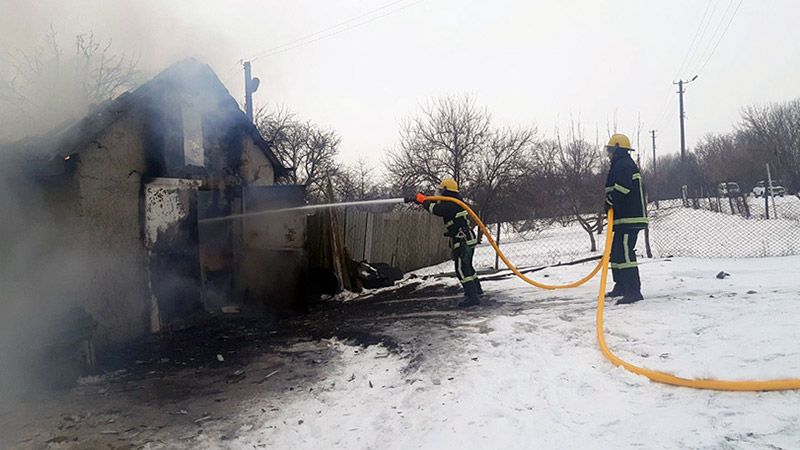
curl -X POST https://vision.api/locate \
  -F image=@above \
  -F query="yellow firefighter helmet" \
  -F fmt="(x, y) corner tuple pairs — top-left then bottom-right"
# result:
(606, 133), (634, 151)
(439, 177), (459, 192)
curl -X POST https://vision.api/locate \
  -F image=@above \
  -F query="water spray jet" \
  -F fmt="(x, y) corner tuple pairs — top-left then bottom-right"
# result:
(199, 198), (407, 223)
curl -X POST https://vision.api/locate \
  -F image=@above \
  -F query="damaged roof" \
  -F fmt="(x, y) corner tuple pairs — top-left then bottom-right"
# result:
(2, 58), (290, 178)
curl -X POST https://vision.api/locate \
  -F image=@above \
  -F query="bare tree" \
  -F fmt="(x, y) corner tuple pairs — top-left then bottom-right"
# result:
(551, 122), (605, 251)
(386, 94), (492, 192)
(254, 105), (296, 147)
(739, 99), (800, 191)
(332, 157), (382, 202)
(255, 106), (341, 200)
(694, 133), (742, 186)
(0, 28), (139, 141)
(469, 126), (538, 222)
(690, 99), (800, 196)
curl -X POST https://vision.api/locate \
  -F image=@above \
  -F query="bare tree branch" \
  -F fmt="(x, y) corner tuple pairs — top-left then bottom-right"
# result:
(0, 29), (139, 141)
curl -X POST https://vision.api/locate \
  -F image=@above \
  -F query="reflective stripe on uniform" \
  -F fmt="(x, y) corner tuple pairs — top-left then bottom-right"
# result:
(454, 238), (477, 249)
(445, 220), (454, 227)
(428, 203), (436, 213)
(610, 261), (638, 269)
(456, 252), (465, 280)
(613, 217), (649, 225)
(623, 234), (631, 265)
(455, 210), (469, 219)
(632, 173), (642, 180)
(638, 174), (648, 220)
(613, 183), (631, 194)
(460, 275), (477, 283)
(605, 186), (615, 193)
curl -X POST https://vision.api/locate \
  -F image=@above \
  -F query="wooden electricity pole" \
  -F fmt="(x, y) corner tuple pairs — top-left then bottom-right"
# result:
(674, 75), (698, 162)
(243, 61), (261, 121)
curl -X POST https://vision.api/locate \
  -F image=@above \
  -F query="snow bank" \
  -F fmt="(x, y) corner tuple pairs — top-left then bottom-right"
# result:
(205, 256), (800, 449)
(650, 207), (800, 258)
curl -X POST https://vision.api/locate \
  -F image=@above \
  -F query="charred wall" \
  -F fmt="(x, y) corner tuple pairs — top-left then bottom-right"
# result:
(237, 185), (306, 313)
(240, 137), (275, 186)
(72, 112), (150, 348)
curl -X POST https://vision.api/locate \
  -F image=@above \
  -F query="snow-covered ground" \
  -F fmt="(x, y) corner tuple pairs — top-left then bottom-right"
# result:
(720, 195), (800, 221)
(205, 256), (800, 449)
(6, 256), (800, 449)
(649, 206), (800, 258)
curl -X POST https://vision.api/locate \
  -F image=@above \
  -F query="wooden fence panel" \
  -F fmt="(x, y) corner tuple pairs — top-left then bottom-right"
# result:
(344, 209), (367, 261)
(307, 207), (451, 275)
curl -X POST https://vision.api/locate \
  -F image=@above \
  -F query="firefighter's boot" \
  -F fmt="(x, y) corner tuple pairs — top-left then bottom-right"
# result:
(606, 284), (625, 298)
(607, 269), (625, 297)
(617, 291), (644, 305)
(458, 295), (480, 308)
(616, 270), (643, 304)
(458, 281), (481, 308)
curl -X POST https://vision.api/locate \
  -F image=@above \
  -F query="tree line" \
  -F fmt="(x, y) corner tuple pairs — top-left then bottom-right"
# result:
(259, 95), (611, 249)
(648, 98), (800, 200)
(10, 28), (795, 228)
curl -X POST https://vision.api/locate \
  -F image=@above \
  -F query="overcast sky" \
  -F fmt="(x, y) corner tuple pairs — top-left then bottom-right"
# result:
(2, 0), (799, 169)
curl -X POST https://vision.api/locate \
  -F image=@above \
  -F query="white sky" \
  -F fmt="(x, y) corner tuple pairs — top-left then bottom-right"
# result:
(3, 0), (799, 170)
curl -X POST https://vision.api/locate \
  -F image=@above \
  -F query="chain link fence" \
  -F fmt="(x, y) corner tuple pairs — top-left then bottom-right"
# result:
(415, 193), (800, 275)
(309, 194), (800, 279)
(648, 194), (800, 258)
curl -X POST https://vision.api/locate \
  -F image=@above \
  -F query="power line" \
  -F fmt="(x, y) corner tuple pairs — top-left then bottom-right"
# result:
(696, 0), (744, 74)
(672, 0), (714, 80)
(650, 1), (718, 132)
(689, 0), (736, 74)
(220, 60), (245, 86)
(245, 0), (424, 62)
(682, 0), (724, 76)
(254, 0), (424, 60)
(246, 0), (408, 60)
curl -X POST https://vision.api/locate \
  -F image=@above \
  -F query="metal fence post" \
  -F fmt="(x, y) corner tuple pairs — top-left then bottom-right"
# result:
(494, 222), (501, 271)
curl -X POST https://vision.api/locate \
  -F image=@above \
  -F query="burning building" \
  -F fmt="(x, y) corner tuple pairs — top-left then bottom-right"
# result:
(1, 59), (306, 352)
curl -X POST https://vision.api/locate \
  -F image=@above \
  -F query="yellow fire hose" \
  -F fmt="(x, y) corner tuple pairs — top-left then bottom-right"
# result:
(423, 195), (800, 391)
(424, 195), (604, 290)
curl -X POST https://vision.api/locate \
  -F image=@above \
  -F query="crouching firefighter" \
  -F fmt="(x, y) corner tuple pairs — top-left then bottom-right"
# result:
(604, 134), (648, 305)
(405, 178), (484, 307)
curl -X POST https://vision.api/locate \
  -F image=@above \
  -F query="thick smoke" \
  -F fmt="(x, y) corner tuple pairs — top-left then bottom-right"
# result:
(0, 0), (239, 142)
(0, 3), (238, 397)
(0, 161), (102, 394)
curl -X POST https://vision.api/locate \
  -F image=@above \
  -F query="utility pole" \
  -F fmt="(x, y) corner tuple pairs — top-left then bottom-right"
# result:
(650, 129), (658, 209)
(766, 163), (778, 219)
(243, 61), (261, 122)
(650, 130), (657, 174)
(674, 75), (698, 161)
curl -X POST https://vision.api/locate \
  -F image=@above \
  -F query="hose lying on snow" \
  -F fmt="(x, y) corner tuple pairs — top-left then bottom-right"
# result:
(422, 194), (800, 391)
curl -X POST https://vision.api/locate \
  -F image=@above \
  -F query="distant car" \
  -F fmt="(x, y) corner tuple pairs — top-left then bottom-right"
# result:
(717, 182), (741, 197)
(752, 180), (785, 197)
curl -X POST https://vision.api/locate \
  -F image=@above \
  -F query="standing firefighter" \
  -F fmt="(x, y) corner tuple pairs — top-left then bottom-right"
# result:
(604, 134), (648, 304)
(406, 178), (484, 307)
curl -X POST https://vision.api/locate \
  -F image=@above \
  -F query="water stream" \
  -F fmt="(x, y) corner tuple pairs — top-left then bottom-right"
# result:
(199, 198), (407, 223)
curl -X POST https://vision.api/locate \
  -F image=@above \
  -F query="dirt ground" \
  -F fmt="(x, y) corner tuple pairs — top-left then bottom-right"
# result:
(0, 277), (503, 449)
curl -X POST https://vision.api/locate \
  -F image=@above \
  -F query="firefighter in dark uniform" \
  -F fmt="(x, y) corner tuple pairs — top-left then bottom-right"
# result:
(604, 134), (648, 304)
(407, 178), (483, 307)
